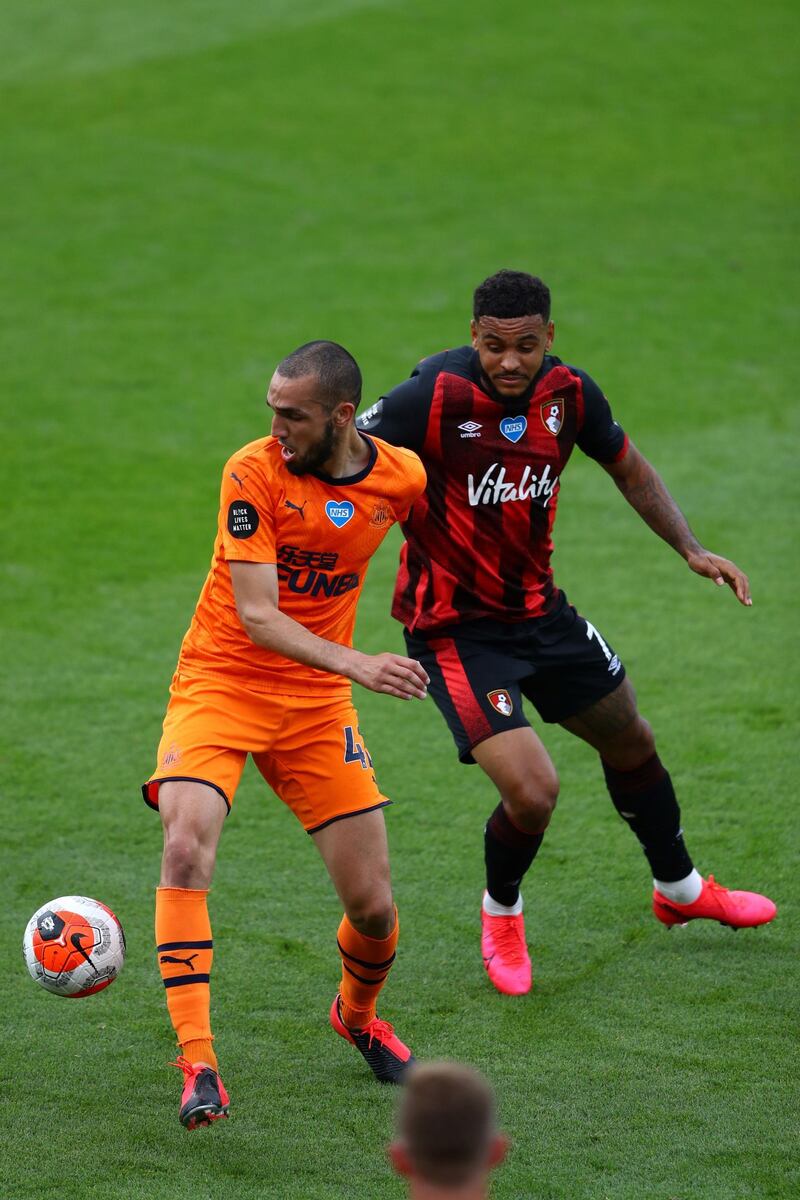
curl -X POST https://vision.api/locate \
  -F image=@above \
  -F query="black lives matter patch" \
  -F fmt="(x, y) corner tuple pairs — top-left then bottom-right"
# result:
(227, 500), (260, 539)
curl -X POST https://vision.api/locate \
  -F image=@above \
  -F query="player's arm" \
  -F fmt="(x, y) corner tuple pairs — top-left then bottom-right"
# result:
(602, 441), (752, 606)
(229, 560), (430, 699)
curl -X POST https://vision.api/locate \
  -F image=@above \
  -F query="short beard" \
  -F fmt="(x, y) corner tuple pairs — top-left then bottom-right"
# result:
(286, 416), (336, 476)
(479, 368), (537, 407)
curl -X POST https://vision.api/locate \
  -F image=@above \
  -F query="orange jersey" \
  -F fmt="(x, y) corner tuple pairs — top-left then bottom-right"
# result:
(176, 434), (426, 695)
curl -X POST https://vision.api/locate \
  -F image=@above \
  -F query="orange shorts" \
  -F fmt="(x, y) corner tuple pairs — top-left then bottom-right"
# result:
(142, 670), (389, 833)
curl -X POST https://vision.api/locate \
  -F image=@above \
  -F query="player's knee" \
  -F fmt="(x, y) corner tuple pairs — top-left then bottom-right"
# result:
(635, 716), (656, 757)
(606, 715), (656, 770)
(345, 888), (395, 938)
(161, 827), (215, 888)
(504, 767), (559, 831)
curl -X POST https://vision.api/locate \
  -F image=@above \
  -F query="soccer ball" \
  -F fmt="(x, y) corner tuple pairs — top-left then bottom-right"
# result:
(22, 896), (126, 997)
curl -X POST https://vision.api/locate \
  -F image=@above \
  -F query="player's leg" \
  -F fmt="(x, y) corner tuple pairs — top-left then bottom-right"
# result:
(313, 806), (395, 1023)
(451, 725), (561, 999)
(559, 675), (698, 888)
(404, 626), (555, 995)
(143, 673), (251, 1127)
(157, 780), (227, 1061)
(153, 780), (232, 1127)
(526, 603), (704, 903)
(470, 729), (558, 992)
(255, 696), (414, 1082)
(472, 726), (559, 902)
(561, 676), (776, 929)
(314, 809), (414, 1083)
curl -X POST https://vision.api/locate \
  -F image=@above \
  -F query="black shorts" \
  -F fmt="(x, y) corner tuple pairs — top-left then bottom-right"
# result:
(404, 591), (625, 763)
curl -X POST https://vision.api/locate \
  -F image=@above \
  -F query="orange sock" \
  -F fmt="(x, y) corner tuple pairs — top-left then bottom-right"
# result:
(337, 908), (399, 1029)
(155, 887), (217, 1070)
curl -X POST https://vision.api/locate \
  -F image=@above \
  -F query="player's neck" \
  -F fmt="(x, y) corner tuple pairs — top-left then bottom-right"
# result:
(320, 427), (371, 479)
(409, 1180), (490, 1200)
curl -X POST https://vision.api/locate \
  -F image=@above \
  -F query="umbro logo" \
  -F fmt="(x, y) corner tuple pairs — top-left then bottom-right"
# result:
(458, 421), (482, 438)
(284, 499), (308, 520)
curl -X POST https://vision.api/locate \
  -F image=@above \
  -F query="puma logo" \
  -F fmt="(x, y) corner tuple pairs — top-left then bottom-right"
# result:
(160, 953), (200, 970)
(230, 471), (249, 490)
(284, 499), (308, 519)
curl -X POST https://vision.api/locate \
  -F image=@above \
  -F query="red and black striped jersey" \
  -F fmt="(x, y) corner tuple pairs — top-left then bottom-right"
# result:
(356, 346), (628, 632)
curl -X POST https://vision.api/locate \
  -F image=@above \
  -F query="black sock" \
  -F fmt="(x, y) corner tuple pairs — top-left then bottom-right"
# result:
(602, 754), (694, 882)
(484, 803), (544, 907)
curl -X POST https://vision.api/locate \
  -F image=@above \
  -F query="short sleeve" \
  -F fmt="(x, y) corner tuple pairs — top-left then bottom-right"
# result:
(574, 370), (628, 463)
(392, 452), (428, 522)
(219, 463), (277, 563)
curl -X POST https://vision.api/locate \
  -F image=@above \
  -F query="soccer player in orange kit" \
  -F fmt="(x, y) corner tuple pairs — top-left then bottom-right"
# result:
(143, 341), (428, 1128)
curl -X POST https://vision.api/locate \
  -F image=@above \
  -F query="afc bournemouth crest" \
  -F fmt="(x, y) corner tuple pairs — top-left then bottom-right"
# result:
(369, 500), (392, 528)
(487, 689), (514, 717)
(540, 398), (564, 436)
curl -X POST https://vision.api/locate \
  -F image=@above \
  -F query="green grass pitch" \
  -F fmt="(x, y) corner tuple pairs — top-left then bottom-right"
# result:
(2, 1), (798, 1196)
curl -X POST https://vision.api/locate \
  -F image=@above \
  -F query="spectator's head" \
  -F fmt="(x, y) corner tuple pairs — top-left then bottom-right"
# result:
(389, 1062), (508, 1197)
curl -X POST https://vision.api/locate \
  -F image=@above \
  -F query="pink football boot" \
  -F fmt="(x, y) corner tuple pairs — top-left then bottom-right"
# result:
(653, 875), (777, 929)
(481, 899), (532, 995)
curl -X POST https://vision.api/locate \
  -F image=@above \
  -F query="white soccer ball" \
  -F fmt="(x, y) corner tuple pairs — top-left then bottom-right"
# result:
(22, 895), (126, 997)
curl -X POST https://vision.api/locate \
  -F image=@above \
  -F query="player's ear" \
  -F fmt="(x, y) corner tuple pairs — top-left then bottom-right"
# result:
(333, 401), (355, 427)
(546, 320), (555, 351)
(488, 1133), (511, 1168)
(388, 1143), (413, 1177)
(470, 318), (479, 347)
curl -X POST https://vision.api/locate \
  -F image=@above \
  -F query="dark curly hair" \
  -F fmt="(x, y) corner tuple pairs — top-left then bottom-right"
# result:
(276, 340), (362, 411)
(473, 270), (551, 322)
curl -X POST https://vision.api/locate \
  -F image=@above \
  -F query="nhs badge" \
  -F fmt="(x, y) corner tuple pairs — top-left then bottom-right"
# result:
(325, 500), (355, 528)
(500, 415), (527, 444)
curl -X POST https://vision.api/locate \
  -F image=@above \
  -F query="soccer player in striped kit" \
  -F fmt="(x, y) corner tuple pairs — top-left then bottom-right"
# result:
(358, 270), (776, 997)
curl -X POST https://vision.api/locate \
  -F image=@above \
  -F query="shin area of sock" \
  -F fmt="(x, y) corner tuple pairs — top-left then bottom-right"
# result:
(337, 909), (399, 1029)
(156, 887), (215, 1050)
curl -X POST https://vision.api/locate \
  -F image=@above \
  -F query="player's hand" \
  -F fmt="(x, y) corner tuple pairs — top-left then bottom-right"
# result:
(686, 549), (752, 607)
(348, 652), (429, 700)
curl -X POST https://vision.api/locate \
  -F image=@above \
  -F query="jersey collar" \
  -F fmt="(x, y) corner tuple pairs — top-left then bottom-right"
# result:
(310, 432), (378, 487)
